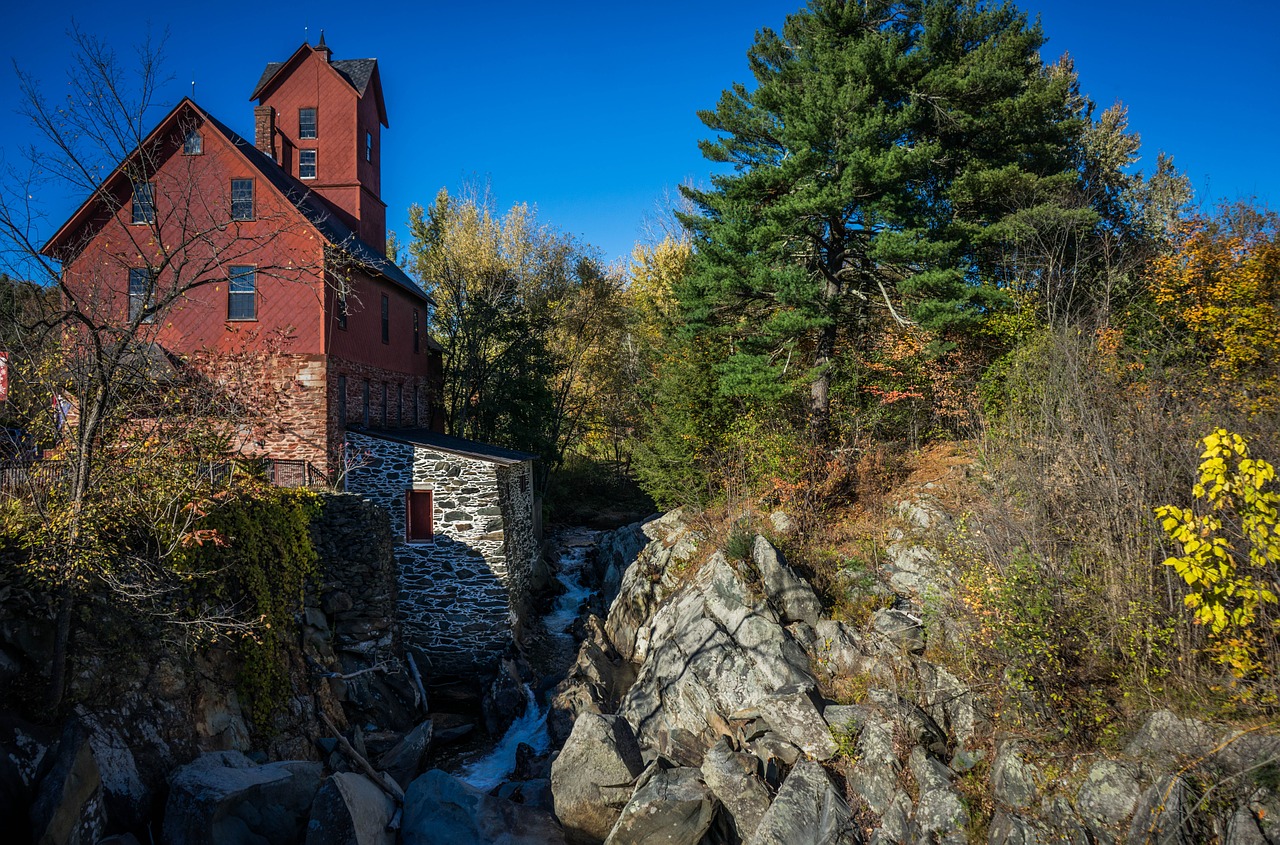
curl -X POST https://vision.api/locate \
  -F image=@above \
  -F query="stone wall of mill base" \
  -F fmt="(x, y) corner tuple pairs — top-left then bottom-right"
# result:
(344, 431), (537, 676)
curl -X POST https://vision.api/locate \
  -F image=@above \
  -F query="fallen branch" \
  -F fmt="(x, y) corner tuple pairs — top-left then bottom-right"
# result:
(318, 711), (405, 802)
(407, 652), (428, 713)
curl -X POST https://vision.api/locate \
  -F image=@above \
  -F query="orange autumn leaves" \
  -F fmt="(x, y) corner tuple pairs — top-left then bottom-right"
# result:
(1150, 206), (1280, 379)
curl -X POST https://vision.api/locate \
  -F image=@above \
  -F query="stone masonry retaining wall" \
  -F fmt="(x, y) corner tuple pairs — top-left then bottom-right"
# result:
(344, 431), (538, 675)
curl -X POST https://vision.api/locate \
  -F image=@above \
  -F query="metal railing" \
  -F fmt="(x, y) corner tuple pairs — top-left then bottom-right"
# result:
(0, 460), (66, 497)
(264, 459), (329, 489)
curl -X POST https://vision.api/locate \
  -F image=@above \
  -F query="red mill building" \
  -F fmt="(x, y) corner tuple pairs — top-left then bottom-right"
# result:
(44, 35), (443, 479)
(43, 36), (541, 674)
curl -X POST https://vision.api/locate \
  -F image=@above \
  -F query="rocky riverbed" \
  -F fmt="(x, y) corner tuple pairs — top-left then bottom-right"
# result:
(5, 501), (1279, 843)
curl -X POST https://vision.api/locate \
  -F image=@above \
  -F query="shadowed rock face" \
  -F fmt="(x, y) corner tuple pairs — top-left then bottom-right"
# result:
(162, 751), (323, 845)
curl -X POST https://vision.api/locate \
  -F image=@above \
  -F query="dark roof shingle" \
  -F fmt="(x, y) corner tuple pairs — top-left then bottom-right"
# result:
(251, 55), (377, 101)
(349, 427), (539, 465)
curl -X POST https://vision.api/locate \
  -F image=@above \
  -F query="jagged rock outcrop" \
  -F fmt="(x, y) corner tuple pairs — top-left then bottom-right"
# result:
(546, 509), (1280, 845)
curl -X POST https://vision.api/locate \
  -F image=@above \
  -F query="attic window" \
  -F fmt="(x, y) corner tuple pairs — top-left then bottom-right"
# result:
(231, 179), (254, 221)
(183, 130), (203, 155)
(131, 182), (155, 225)
(365, 131), (373, 163)
(299, 150), (317, 180)
(299, 108), (317, 140)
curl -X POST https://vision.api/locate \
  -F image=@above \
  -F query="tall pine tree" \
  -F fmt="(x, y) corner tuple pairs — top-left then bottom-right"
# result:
(679, 0), (1083, 437)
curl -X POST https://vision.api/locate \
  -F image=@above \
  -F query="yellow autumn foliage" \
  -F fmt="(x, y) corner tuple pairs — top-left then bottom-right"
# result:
(1155, 428), (1280, 700)
(1149, 205), (1280, 378)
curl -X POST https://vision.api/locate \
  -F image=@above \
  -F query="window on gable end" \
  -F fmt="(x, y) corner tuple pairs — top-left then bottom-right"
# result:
(128, 268), (155, 323)
(183, 129), (203, 155)
(406, 489), (433, 541)
(299, 107), (317, 140)
(365, 131), (373, 162)
(131, 182), (155, 225)
(228, 266), (257, 320)
(299, 150), (317, 180)
(230, 179), (254, 221)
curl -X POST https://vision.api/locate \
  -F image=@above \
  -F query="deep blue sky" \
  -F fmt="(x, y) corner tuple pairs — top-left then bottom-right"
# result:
(3, 1), (1277, 267)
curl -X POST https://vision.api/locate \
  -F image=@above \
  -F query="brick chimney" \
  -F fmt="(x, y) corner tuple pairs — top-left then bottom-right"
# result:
(254, 105), (275, 159)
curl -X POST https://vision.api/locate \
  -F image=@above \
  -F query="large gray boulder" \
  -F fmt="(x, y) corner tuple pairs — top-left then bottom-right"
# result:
(550, 713), (646, 844)
(1125, 711), (1220, 762)
(909, 747), (966, 844)
(376, 720), (432, 790)
(604, 765), (717, 845)
(619, 555), (815, 762)
(162, 751), (322, 845)
(992, 741), (1039, 810)
(847, 714), (901, 816)
(747, 760), (855, 845)
(701, 737), (772, 843)
(1125, 775), (1204, 845)
(401, 769), (567, 845)
(29, 720), (105, 845)
(731, 686), (838, 762)
(1076, 760), (1141, 829)
(305, 772), (395, 845)
(751, 536), (824, 627)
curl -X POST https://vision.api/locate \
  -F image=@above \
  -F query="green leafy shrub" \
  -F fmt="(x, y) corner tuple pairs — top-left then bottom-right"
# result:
(177, 486), (321, 733)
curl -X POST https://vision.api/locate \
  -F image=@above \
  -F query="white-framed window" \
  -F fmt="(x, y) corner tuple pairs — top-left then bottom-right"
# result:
(230, 179), (254, 221)
(128, 268), (154, 322)
(299, 150), (317, 180)
(131, 182), (155, 225)
(299, 107), (317, 139)
(183, 130), (203, 155)
(228, 266), (256, 320)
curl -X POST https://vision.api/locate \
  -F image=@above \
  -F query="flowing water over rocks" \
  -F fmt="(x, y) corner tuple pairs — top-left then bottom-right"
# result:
(453, 528), (599, 792)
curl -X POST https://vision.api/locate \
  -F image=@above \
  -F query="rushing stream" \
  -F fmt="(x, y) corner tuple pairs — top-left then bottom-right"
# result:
(454, 528), (598, 790)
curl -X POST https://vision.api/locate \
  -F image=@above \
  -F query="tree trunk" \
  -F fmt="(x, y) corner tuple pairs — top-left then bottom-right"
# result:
(45, 583), (75, 711)
(808, 320), (835, 441)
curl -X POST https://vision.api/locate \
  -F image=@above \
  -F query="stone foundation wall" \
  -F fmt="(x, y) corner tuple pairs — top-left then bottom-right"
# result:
(344, 431), (537, 675)
(309, 493), (400, 666)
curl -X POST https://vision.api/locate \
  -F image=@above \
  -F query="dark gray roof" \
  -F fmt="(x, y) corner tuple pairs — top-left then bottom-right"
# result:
(251, 57), (377, 101)
(200, 111), (431, 306)
(332, 60), (377, 95)
(252, 62), (284, 99)
(349, 427), (539, 465)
